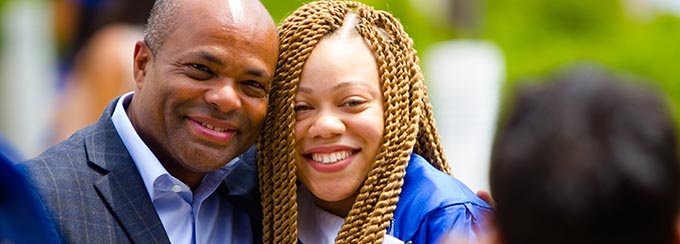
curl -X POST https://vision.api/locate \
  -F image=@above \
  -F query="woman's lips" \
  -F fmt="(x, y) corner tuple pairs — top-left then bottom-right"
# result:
(303, 149), (360, 173)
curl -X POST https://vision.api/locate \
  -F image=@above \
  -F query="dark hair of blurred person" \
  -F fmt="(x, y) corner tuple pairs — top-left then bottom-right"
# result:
(489, 65), (680, 244)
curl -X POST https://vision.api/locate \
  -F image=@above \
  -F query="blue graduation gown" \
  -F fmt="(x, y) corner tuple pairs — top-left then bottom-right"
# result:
(388, 154), (493, 243)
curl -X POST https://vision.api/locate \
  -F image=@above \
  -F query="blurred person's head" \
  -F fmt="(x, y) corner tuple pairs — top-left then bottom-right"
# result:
(490, 64), (680, 244)
(129, 0), (278, 189)
(93, 0), (155, 29)
(60, 0), (155, 66)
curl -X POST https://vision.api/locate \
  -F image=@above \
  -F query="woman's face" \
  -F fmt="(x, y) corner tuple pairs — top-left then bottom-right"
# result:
(294, 34), (384, 213)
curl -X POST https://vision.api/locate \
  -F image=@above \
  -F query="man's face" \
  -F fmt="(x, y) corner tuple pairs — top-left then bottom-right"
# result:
(129, 0), (278, 185)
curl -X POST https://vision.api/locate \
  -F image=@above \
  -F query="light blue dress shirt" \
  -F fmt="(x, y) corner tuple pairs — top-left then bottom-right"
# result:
(111, 92), (252, 244)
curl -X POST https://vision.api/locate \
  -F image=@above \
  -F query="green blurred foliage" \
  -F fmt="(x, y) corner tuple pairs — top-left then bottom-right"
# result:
(262, 0), (680, 125)
(262, 0), (455, 56)
(0, 0), (6, 55)
(484, 0), (680, 122)
(0, 1), (6, 22)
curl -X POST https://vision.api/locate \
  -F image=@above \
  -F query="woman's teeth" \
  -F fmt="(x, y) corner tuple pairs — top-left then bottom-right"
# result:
(311, 150), (353, 164)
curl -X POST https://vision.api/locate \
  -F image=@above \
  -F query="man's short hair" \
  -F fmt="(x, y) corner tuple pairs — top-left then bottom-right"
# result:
(144, 0), (182, 54)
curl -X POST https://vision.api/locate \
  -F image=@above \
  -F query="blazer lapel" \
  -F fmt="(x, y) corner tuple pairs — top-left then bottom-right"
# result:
(88, 98), (170, 244)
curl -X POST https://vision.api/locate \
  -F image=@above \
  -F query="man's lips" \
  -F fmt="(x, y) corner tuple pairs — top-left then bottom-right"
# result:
(187, 116), (237, 144)
(197, 120), (229, 132)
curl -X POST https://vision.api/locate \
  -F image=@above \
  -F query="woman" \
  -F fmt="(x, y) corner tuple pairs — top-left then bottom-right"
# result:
(257, 1), (492, 243)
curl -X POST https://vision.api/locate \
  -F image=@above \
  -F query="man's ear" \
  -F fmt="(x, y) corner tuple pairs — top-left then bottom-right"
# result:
(132, 40), (152, 90)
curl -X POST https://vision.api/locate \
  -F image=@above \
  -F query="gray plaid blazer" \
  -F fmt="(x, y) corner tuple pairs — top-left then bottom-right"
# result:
(21, 97), (262, 244)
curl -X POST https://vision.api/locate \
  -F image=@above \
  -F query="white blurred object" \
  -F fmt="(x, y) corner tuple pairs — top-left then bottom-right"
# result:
(625, 0), (680, 19)
(1, 1), (57, 158)
(424, 40), (504, 193)
(651, 0), (680, 15)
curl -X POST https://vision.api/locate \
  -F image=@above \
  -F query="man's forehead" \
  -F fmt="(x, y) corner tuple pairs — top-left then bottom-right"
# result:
(223, 0), (246, 24)
(182, 0), (272, 29)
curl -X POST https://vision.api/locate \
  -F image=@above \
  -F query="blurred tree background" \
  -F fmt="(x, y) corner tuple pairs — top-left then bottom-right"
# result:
(0, 0), (6, 49)
(485, 0), (680, 119)
(0, 0), (678, 157)
(263, 0), (456, 51)
(262, 0), (680, 122)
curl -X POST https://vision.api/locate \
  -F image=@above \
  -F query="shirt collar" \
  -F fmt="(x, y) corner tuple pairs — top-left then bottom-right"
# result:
(111, 92), (239, 201)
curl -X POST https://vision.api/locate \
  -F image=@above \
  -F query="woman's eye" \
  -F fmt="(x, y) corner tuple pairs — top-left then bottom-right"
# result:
(294, 104), (312, 112)
(343, 99), (364, 107)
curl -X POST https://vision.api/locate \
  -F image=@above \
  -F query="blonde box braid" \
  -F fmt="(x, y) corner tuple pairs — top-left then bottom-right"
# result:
(257, 1), (450, 243)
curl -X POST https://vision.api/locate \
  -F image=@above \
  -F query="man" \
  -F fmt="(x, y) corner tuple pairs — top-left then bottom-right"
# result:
(20, 0), (278, 243)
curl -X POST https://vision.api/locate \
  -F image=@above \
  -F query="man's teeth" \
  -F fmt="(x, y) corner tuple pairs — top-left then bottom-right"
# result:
(311, 150), (352, 164)
(200, 122), (228, 132)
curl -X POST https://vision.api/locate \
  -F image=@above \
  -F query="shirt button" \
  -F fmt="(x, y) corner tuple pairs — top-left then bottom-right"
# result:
(171, 185), (182, 193)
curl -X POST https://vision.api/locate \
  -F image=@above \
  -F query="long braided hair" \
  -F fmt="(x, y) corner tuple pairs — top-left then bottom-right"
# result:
(257, 1), (450, 243)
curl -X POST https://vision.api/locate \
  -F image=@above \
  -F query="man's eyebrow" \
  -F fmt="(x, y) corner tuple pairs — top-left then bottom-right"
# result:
(197, 51), (223, 66)
(195, 51), (272, 80)
(245, 69), (272, 80)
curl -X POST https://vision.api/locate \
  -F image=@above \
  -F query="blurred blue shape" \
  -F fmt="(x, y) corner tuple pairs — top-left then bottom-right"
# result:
(0, 133), (23, 163)
(0, 146), (60, 243)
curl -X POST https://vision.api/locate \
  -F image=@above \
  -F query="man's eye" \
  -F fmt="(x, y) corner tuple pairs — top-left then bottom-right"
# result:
(241, 80), (269, 98)
(186, 64), (214, 80)
(243, 80), (264, 89)
(191, 63), (211, 72)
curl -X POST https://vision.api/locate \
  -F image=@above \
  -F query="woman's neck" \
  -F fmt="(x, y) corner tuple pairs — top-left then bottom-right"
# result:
(314, 195), (357, 218)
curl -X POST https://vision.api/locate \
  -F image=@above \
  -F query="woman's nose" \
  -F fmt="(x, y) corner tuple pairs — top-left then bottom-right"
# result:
(308, 111), (345, 139)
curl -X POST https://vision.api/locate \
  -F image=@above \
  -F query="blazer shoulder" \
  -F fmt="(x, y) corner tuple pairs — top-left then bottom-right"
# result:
(22, 124), (91, 167)
(22, 97), (120, 177)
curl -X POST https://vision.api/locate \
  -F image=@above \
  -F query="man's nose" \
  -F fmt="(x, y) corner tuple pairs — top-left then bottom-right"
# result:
(204, 82), (242, 113)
